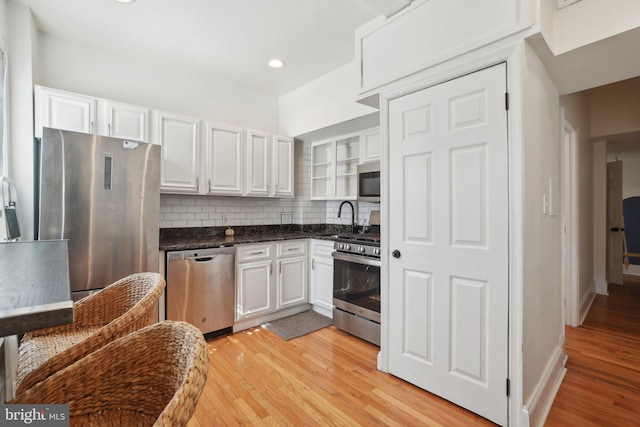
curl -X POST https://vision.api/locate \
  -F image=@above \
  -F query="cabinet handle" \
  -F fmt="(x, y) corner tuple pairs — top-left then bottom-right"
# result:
(270, 263), (273, 274)
(90, 121), (94, 134)
(279, 263), (282, 274)
(208, 179), (212, 192)
(312, 259), (315, 270)
(108, 123), (111, 136)
(287, 247), (298, 251)
(196, 177), (199, 190)
(249, 251), (264, 255)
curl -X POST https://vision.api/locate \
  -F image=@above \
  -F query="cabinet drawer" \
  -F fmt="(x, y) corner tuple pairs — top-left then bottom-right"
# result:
(277, 240), (306, 258)
(236, 243), (273, 263)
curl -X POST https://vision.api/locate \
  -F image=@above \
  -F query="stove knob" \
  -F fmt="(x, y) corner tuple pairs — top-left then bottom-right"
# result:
(345, 244), (351, 251)
(374, 247), (380, 255)
(338, 243), (344, 250)
(358, 246), (366, 253)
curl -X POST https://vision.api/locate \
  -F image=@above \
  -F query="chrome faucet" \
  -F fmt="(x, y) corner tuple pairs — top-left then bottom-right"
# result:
(338, 201), (358, 234)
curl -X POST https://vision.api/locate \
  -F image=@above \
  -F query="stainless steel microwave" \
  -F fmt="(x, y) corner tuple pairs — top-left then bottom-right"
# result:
(357, 161), (380, 203)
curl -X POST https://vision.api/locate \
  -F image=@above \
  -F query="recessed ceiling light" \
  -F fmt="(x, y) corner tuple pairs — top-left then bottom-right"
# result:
(115, 0), (135, 3)
(268, 58), (285, 69)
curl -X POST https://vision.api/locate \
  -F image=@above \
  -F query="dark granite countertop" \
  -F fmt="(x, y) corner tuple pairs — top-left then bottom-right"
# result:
(159, 224), (354, 251)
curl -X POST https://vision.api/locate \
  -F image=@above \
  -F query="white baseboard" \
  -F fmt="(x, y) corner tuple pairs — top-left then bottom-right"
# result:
(311, 304), (333, 319)
(624, 264), (640, 277)
(578, 292), (596, 325)
(523, 344), (567, 427)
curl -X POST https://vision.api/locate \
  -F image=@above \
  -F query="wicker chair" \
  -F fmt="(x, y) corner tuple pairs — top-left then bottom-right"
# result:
(15, 272), (165, 395)
(11, 321), (209, 427)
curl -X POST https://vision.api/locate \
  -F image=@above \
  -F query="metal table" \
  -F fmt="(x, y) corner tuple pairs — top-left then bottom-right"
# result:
(0, 240), (73, 337)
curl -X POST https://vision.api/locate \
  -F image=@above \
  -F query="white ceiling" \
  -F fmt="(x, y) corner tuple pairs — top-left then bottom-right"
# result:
(11, 0), (380, 96)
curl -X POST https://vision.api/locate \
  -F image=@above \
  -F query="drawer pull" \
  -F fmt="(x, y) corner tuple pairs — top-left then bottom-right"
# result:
(249, 251), (265, 255)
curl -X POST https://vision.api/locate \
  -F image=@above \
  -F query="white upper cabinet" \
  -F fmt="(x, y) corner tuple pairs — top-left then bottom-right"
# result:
(34, 86), (293, 198)
(360, 128), (380, 163)
(35, 86), (97, 138)
(35, 86), (152, 143)
(245, 130), (270, 196)
(334, 134), (359, 200)
(157, 111), (201, 194)
(311, 128), (378, 200)
(204, 122), (244, 196)
(272, 135), (294, 198)
(99, 101), (151, 143)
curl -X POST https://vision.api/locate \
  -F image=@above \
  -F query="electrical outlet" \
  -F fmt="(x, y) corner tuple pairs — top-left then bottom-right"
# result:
(281, 212), (292, 224)
(222, 213), (229, 225)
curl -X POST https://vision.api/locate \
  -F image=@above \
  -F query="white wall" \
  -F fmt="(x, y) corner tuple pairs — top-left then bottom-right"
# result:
(542, 0), (640, 55)
(0, 0), (7, 52)
(278, 61), (377, 137)
(618, 154), (640, 199)
(559, 91), (595, 317)
(521, 43), (564, 413)
(589, 77), (640, 138)
(37, 33), (279, 133)
(7, 1), (37, 239)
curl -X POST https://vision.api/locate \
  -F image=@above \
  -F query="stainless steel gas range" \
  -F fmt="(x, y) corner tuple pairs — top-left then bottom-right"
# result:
(332, 234), (380, 346)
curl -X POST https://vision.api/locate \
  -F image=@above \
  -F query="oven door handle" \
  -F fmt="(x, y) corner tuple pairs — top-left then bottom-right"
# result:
(331, 251), (381, 267)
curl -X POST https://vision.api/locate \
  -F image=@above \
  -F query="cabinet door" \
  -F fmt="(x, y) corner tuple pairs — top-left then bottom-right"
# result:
(246, 130), (270, 196)
(101, 101), (151, 143)
(35, 86), (97, 138)
(278, 256), (307, 309)
(236, 260), (274, 320)
(360, 128), (380, 163)
(272, 135), (294, 198)
(310, 240), (334, 317)
(157, 111), (200, 194)
(204, 122), (244, 195)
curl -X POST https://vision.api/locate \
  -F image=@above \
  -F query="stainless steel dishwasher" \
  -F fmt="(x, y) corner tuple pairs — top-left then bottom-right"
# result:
(166, 246), (235, 334)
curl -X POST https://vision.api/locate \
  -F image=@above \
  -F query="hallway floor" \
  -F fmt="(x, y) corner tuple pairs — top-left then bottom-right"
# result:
(546, 274), (640, 425)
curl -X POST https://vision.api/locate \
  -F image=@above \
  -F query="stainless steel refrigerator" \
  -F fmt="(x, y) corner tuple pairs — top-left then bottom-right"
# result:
(37, 127), (160, 300)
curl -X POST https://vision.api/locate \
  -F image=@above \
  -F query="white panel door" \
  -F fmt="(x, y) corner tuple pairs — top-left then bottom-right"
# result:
(158, 112), (200, 194)
(205, 122), (244, 195)
(607, 161), (624, 285)
(246, 130), (270, 196)
(388, 64), (509, 426)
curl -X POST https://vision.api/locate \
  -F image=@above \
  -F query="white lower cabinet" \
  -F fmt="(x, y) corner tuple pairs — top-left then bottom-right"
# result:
(236, 259), (274, 319)
(310, 239), (334, 318)
(234, 240), (309, 331)
(277, 240), (307, 309)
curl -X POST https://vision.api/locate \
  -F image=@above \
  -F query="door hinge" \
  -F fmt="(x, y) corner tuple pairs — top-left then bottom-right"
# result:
(506, 378), (511, 397)
(505, 92), (510, 111)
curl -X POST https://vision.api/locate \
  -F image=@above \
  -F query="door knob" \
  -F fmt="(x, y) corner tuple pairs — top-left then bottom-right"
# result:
(392, 250), (401, 258)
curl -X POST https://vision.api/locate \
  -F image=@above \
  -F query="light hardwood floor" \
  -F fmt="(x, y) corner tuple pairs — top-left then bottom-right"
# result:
(187, 324), (493, 426)
(546, 274), (640, 426)
(188, 275), (640, 426)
